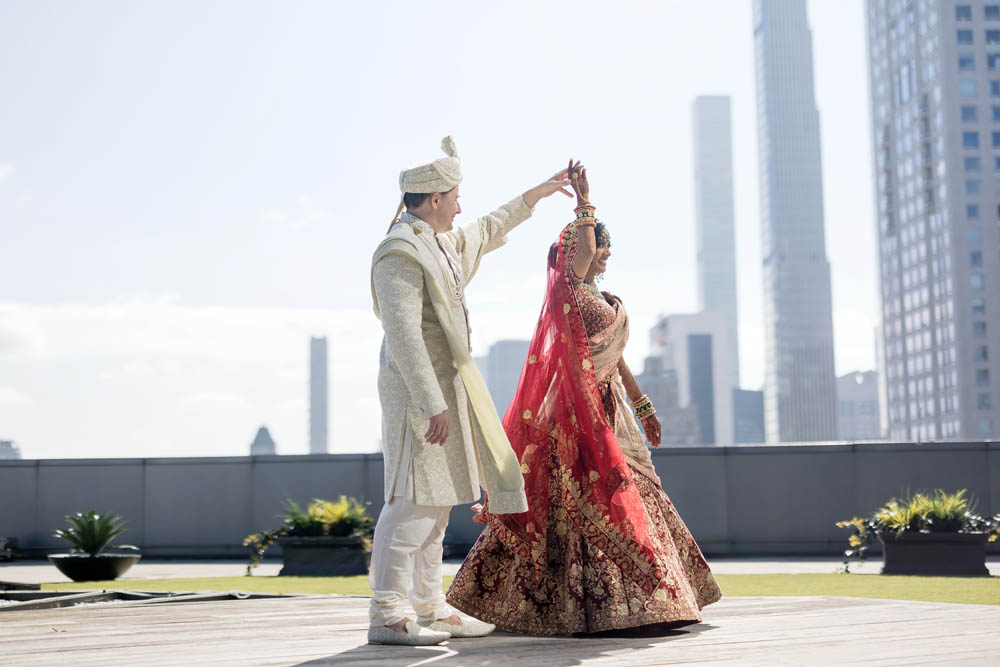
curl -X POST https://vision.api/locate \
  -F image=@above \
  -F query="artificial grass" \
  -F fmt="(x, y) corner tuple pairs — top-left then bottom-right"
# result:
(39, 573), (1000, 606)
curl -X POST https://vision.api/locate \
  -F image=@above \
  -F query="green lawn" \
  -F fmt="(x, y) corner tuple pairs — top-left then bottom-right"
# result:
(40, 573), (1000, 606)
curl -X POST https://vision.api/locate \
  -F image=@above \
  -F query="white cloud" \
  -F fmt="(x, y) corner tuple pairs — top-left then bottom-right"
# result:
(262, 195), (329, 230)
(0, 164), (12, 183)
(178, 390), (251, 414)
(0, 387), (33, 408)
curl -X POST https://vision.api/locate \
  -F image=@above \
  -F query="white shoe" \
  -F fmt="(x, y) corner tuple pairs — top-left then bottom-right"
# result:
(420, 615), (495, 638)
(367, 620), (451, 646)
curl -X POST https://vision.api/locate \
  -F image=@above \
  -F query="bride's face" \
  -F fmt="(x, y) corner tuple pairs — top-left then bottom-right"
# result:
(590, 244), (611, 276)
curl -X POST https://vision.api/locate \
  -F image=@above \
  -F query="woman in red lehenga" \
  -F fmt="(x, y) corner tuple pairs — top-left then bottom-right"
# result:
(446, 162), (721, 635)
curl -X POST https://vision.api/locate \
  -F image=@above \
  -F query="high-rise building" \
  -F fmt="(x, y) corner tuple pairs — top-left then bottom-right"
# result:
(635, 356), (702, 446)
(309, 336), (328, 454)
(837, 370), (882, 441)
(0, 440), (21, 460)
(732, 389), (766, 443)
(250, 426), (276, 456)
(486, 340), (530, 420)
(693, 95), (740, 389)
(866, 1), (1000, 440)
(650, 313), (734, 445)
(752, 0), (839, 442)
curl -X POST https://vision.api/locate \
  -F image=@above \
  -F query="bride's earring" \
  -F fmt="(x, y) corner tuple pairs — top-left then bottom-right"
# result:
(596, 273), (604, 284)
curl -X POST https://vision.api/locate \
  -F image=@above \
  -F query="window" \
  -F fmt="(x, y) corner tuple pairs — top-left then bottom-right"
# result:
(976, 345), (989, 361)
(967, 179), (983, 194)
(960, 53), (976, 70)
(978, 418), (992, 436)
(961, 79), (978, 97)
(964, 131), (980, 148)
(969, 227), (983, 243)
(991, 54), (1000, 70)
(972, 250), (984, 266)
(978, 369), (990, 386)
(989, 30), (1000, 44)
(971, 274), (985, 289)
(963, 105), (979, 122)
(969, 203), (981, 219)
(975, 321), (988, 337)
(978, 393), (991, 409)
(988, 5), (1000, 21)
(958, 29), (974, 44)
(965, 156), (981, 171)
(993, 131), (1000, 148)
(994, 106), (1000, 121)
(958, 5), (974, 20)
(972, 297), (986, 314)
(992, 80), (1000, 97)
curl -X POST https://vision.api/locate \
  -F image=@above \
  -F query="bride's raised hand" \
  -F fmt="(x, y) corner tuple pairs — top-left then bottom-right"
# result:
(569, 159), (589, 205)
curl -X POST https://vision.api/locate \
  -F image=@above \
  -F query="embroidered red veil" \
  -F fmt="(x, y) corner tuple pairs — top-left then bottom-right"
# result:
(485, 222), (666, 594)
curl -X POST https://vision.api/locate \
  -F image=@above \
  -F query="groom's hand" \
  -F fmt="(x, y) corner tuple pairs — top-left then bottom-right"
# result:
(425, 410), (450, 445)
(522, 167), (573, 208)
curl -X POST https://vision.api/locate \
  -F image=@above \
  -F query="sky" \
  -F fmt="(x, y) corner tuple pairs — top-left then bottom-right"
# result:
(0, 1), (878, 459)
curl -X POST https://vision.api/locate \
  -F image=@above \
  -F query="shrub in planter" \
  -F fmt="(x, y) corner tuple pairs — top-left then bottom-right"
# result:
(243, 496), (374, 576)
(837, 489), (1000, 575)
(48, 511), (140, 582)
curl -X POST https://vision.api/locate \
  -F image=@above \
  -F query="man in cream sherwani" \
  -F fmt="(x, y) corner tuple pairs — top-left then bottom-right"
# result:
(368, 137), (570, 646)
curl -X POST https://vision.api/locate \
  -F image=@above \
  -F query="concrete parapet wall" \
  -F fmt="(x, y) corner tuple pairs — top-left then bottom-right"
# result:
(1, 442), (997, 557)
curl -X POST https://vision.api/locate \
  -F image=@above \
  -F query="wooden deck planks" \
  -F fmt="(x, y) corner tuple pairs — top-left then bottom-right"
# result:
(1, 595), (999, 666)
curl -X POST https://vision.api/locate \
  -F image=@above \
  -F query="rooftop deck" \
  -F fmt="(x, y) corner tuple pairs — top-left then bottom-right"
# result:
(3, 593), (999, 666)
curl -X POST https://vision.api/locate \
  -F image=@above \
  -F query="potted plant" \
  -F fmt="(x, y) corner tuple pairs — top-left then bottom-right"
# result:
(48, 510), (141, 582)
(243, 496), (374, 576)
(837, 489), (1000, 575)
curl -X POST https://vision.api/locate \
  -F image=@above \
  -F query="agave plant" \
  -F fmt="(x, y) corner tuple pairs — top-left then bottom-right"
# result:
(53, 510), (138, 558)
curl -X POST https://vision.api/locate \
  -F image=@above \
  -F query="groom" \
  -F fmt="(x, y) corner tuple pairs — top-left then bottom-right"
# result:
(368, 137), (570, 645)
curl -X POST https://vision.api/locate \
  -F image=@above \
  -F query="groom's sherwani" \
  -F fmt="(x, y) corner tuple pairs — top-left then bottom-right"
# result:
(371, 198), (533, 512)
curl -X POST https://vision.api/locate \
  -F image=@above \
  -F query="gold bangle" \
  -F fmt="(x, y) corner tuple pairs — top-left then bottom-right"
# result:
(574, 219), (596, 228)
(630, 394), (650, 409)
(635, 405), (656, 421)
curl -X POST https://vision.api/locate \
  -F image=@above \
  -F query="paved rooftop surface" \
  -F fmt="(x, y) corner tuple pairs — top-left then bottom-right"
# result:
(3, 593), (1000, 666)
(5, 556), (999, 584)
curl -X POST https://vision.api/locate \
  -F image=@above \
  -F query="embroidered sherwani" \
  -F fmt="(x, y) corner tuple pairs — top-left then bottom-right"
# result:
(372, 197), (533, 508)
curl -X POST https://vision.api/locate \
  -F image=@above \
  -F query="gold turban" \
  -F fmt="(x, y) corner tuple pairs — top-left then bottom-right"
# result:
(391, 136), (463, 225)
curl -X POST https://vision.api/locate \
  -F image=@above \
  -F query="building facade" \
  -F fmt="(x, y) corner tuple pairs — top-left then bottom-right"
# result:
(866, 0), (1000, 440)
(752, 0), (839, 442)
(485, 339), (530, 421)
(635, 356), (702, 446)
(837, 370), (882, 441)
(0, 440), (21, 460)
(309, 336), (328, 454)
(693, 95), (741, 389)
(733, 389), (766, 443)
(650, 313), (734, 445)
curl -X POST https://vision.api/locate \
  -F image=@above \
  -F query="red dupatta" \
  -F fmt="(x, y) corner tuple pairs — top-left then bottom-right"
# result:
(485, 222), (666, 594)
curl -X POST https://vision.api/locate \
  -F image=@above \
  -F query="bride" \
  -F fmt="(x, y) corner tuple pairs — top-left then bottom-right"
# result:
(446, 161), (721, 634)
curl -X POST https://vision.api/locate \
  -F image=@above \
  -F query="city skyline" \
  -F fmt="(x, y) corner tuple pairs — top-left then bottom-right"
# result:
(0, 1), (879, 458)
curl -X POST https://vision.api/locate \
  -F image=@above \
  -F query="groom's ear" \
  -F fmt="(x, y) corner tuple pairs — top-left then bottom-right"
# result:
(429, 192), (442, 209)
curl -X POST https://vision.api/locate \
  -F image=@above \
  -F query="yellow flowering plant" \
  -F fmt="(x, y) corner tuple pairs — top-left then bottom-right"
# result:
(836, 489), (1000, 573)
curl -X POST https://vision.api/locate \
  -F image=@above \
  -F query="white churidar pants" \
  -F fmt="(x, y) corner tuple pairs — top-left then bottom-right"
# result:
(368, 496), (453, 626)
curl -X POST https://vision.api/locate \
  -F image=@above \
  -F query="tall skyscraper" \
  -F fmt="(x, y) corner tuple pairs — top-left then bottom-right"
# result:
(309, 336), (328, 454)
(649, 313), (734, 445)
(693, 95), (740, 389)
(866, 1), (1000, 441)
(634, 356), (702, 445)
(752, 0), (839, 442)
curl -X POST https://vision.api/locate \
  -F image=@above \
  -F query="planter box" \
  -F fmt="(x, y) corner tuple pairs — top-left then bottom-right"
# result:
(877, 531), (989, 576)
(278, 536), (369, 576)
(48, 554), (141, 582)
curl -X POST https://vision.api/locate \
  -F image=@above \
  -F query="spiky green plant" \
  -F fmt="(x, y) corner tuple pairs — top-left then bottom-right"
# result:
(243, 496), (374, 575)
(53, 510), (137, 558)
(836, 489), (1000, 573)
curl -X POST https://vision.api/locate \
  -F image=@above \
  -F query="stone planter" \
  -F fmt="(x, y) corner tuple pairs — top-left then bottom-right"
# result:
(278, 535), (369, 576)
(877, 531), (989, 576)
(48, 553), (141, 582)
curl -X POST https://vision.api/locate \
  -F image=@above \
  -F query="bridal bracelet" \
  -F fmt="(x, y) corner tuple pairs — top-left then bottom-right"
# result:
(631, 394), (656, 421)
(574, 203), (596, 228)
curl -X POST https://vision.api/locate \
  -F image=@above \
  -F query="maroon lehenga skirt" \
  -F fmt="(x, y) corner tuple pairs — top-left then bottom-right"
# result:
(446, 453), (722, 635)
